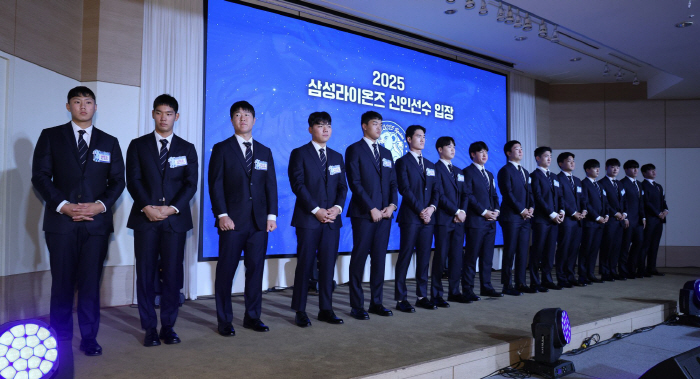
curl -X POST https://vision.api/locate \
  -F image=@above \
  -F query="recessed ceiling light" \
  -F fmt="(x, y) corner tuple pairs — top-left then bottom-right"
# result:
(676, 21), (693, 27)
(445, 9), (457, 14)
(446, 0), (455, 3)
(514, 36), (527, 41)
(570, 57), (581, 62)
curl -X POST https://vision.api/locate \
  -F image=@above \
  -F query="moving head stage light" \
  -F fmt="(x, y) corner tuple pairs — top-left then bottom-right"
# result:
(523, 308), (575, 378)
(0, 320), (59, 379)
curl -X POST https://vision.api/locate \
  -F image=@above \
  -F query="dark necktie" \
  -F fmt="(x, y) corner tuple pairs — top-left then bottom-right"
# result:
(594, 180), (603, 200)
(372, 143), (380, 170)
(319, 147), (327, 175)
(449, 164), (457, 182)
(518, 165), (526, 183)
(159, 139), (168, 172)
(481, 168), (490, 193)
(78, 130), (88, 168)
(568, 175), (575, 189)
(243, 142), (252, 176)
(634, 180), (640, 196)
(418, 155), (424, 176)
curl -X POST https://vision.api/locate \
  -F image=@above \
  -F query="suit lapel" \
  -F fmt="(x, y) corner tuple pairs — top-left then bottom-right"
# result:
(147, 133), (164, 178)
(406, 154), (424, 180)
(61, 123), (81, 168)
(304, 142), (324, 180)
(226, 136), (248, 174)
(84, 127), (102, 173)
(360, 140), (380, 175)
(440, 161), (457, 190)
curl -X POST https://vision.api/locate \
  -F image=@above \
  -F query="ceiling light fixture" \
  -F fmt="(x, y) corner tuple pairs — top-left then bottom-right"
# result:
(478, 0), (488, 15)
(570, 57), (581, 62)
(550, 25), (560, 43)
(445, 9), (457, 14)
(514, 36), (527, 41)
(522, 14), (532, 31)
(616, 68), (624, 81)
(633, 74), (640, 85)
(538, 22), (547, 38)
(676, 21), (693, 27)
(514, 10), (523, 28)
(603, 63), (610, 76)
(465, 0), (475, 9)
(496, 3), (506, 22)
(446, 0), (455, 3)
(504, 6), (515, 24)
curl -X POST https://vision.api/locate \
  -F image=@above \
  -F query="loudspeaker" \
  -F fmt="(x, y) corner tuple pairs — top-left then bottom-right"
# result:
(640, 346), (700, 379)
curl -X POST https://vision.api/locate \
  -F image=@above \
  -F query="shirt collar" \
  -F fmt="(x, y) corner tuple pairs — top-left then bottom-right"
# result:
(71, 121), (93, 136)
(587, 176), (597, 183)
(537, 166), (550, 174)
(409, 150), (422, 161)
(472, 162), (485, 171)
(440, 159), (452, 168)
(508, 161), (521, 170)
(561, 171), (572, 177)
(235, 134), (253, 146)
(311, 140), (326, 154)
(626, 176), (637, 182)
(362, 136), (378, 149)
(645, 178), (655, 184)
(607, 175), (617, 181)
(154, 130), (174, 147)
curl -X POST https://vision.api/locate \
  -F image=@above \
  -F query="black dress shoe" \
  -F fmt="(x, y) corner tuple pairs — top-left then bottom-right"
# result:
(635, 273), (645, 278)
(650, 270), (665, 276)
(447, 293), (473, 303)
(350, 308), (370, 320)
(502, 287), (523, 296)
(243, 318), (270, 332)
(368, 304), (393, 316)
(481, 288), (504, 297)
(531, 285), (549, 293)
(159, 327), (181, 344)
(601, 275), (615, 282)
(143, 328), (161, 347)
(432, 297), (450, 308)
(542, 282), (562, 290)
(614, 274), (627, 281)
(589, 277), (604, 283)
(396, 300), (416, 313)
(559, 282), (573, 288)
(218, 323), (236, 337)
(516, 285), (537, 294)
(415, 297), (437, 310)
(464, 291), (481, 302)
(318, 310), (344, 324)
(79, 339), (102, 356)
(295, 311), (312, 327)
(643, 273), (653, 277)
(570, 280), (587, 287)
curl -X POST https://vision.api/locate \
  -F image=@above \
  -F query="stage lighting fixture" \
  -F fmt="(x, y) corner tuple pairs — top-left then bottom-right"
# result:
(678, 279), (700, 326)
(514, 10), (523, 28)
(538, 23), (548, 38)
(0, 320), (59, 379)
(632, 75), (640, 86)
(523, 308), (576, 378)
(522, 14), (532, 31)
(551, 25), (560, 43)
(465, 0), (475, 10)
(504, 6), (515, 24)
(496, 3), (506, 22)
(603, 63), (610, 76)
(615, 68), (624, 81)
(478, 0), (488, 15)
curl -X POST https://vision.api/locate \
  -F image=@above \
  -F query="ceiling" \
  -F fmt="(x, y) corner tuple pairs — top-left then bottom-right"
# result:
(296, 0), (700, 99)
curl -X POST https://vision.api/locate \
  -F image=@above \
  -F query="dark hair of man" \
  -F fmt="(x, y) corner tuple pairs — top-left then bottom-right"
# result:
(605, 158), (621, 167)
(469, 141), (489, 155)
(557, 152), (575, 164)
(308, 111), (331, 127)
(435, 136), (455, 151)
(583, 159), (600, 170)
(641, 163), (656, 173)
(361, 111), (382, 125)
(153, 94), (179, 114)
(405, 125), (426, 141)
(503, 140), (521, 155)
(229, 100), (255, 119)
(67, 86), (96, 103)
(534, 146), (552, 158)
(623, 160), (640, 170)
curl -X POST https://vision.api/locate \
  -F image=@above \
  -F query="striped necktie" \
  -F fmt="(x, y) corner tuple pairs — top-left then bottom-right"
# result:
(372, 143), (380, 170)
(243, 142), (253, 176)
(159, 139), (168, 172)
(319, 147), (327, 175)
(78, 130), (88, 168)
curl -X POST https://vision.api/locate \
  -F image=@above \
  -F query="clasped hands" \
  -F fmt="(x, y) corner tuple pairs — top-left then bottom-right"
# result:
(519, 207), (534, 220)
(142, 205), (176, 222)
(370, 205), (396, 223)
(61, 202), (105, 222)
(315, 207), (341, 224)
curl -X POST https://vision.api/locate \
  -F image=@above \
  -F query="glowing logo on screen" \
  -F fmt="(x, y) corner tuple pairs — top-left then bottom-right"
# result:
(379, 121), (407, 162)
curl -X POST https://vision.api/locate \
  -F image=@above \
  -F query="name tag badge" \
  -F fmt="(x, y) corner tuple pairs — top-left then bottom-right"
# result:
(642, 190), (645, 195)
(603, 190), (607, 196)
(576, 186), (582, 193)
(426, 168), (435, 177)
(92, 150), (111, 163)
(168, 156), (187, 168)
(553, 179), (560, 187)
(457, 174), (465, 182)
(328, 164), (341, 175)
(528, 177), (531, 184)
(254, 159), (268, 171)
(620, 189), (626, 196)
(382, 158), (392, 168)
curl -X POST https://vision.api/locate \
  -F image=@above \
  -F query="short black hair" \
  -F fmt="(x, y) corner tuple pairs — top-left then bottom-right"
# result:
(405, 125), (426, 140)
(534, 146), (552, 158)
(641, 163), (656, 173)
(153, 94), (178, 114)
(67, 86), (96, 103)
(557, 152), (575, 164)
(361, 111), (382, 125)
(503, 140), (521, 155)
(436, 136), (455, 151)
(623, 160), (639, 170)
(469, 141), (489, 155)
(230, 100), (255, 119)
(606, 158), (621, 167)
(308, 111), (331, 127)
(583, 159), (600, 170)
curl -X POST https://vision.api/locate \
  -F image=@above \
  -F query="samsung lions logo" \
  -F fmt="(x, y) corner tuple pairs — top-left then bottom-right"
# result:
(379, 121), (407, 162)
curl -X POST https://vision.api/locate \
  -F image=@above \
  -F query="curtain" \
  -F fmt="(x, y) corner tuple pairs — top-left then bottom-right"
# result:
(508, 73), (537, 171)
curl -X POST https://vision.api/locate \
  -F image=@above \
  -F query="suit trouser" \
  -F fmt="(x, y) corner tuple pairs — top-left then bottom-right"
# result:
(349, 218), (391, 309)
(500, 220), (531, 288)
(556, 223), (582, 284)
(291, 225), (340, 312)
(463, 223), (496, 292)
(46, 224), (108, 341)
(579, 224), (603, 280)
(642, 218), (663, 273)
(621, 223), (644, 276)
(395, 223), (434, 301)
(600, 220), (624, 276)
(432, 223), (464, 298)
(529, 222), (557, 286)
(215, 222), (267, 325)
(134, 223), (186, 330)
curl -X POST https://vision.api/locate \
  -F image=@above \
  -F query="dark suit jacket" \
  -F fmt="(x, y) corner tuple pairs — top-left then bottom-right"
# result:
(32, 122), (125, 235)
(641, 180), (668, 223)
(345, 139), (398, 219)
(126, 133), (198, 232)
(598, 176), (626, 217)
(620, 177), (645, 226)
(463, 163), (499, 229)
(434, 160), (467, 227)
(581, 177), (609, 227)
(288, 142), (348, 229)
(557, 172), (587, 226)
(395, 153), (440, 225)
(208, 136), (278, 231)
(530, 168), (562, 224)
(497, 163), (533, 223)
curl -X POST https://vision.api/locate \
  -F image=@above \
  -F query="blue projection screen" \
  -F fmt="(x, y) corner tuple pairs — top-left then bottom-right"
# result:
(201, 0), (507, 259)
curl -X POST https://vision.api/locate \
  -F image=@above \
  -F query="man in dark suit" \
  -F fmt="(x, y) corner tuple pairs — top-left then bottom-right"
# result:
(598, 158), (627, 281)
(288, 111), (347, 327)
(463, 141), (502, 299)
(345, 111), (398, 320)
(578, 159), (609, 284)
(640, 163), (668, 277)
(555, 152), (588, 288)
(619, 160), (645, 279)
(497, 140), (535, 296)
(394, 125), (441, 312)
(32, 86), (125, 356)
(126, 95), (198, 347)
(433, 137), (468, 304)
(529, 146), (564, 292)
(208, 100), (278, 336)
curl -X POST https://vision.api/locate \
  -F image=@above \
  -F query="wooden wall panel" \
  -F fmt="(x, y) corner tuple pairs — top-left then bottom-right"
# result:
(0, 0), (16, 54)
(81, 0), (100, 81)
(96, 0), (144, 86)
(665, 100), (700, 148)
(549, 83), (606, 149)
(604, 100), (665, 148)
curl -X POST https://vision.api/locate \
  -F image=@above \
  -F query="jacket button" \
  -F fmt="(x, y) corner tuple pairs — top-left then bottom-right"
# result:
(249, 197), (252, 200)
(250, 183), (253, 186)
(77, 194), (82, 199)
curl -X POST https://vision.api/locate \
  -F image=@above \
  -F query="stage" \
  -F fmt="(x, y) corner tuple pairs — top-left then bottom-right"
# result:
(55, 267), (696, 378)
